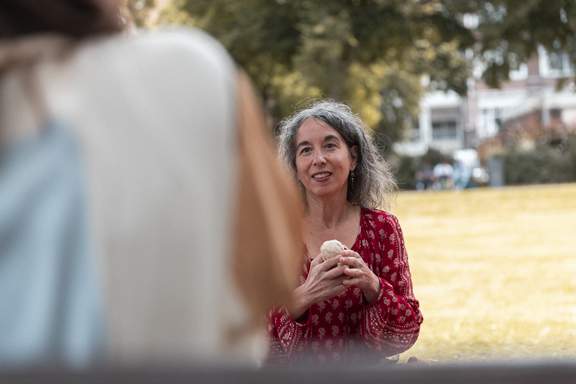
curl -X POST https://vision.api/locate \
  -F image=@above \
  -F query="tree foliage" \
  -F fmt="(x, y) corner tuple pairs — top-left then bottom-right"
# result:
(441, 0), (576, 88)
(127, 0), (576, 150)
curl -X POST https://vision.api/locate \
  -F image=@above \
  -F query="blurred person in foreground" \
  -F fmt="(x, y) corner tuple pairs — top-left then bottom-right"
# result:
(268, 101), (422, 365)
(0, 0), (301, 367)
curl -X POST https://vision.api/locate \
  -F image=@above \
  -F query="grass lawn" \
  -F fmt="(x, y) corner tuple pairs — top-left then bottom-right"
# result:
(392, 183), (576, 362)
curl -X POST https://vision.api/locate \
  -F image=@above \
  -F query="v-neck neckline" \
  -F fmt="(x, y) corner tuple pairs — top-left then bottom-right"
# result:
(349, 206), (364, 252)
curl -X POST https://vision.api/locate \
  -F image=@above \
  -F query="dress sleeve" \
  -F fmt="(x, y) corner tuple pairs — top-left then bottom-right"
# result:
(359, 214), (423, 356)
(267, 307), (311, 363)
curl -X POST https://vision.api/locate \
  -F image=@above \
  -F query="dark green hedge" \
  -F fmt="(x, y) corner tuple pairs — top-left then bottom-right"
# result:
(503, 135), (576, 185)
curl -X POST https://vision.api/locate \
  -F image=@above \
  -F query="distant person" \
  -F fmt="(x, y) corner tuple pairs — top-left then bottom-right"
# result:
(453, 161), (470, 190)
(0, 0), (301, 367)
(268, 101), (423, 364)
(433, 162), (454, 190)
(415, 169), (425, 191)
(415, 166), (434, 191)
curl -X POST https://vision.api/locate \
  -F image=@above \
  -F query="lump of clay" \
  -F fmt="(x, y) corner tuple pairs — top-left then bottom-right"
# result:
(319, 239), (346, 261)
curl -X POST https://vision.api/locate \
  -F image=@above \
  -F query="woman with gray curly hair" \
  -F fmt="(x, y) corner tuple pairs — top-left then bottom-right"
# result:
(268, 101), (423, 364)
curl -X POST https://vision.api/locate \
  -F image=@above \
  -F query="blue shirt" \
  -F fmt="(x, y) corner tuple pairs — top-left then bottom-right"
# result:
(0, 122), (103, 367)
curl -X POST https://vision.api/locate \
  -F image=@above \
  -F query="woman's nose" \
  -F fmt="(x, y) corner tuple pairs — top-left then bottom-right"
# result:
(312, 151), (326, 166)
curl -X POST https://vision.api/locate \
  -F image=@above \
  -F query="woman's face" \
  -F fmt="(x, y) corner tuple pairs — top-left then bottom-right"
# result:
(294, 118), (357, 200)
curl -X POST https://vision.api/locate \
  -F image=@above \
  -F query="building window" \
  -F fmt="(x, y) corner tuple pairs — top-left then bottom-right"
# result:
(539, 47), (573, 77)
(550, 108), (562, 119)
(548, 52), (569, 72)
(478, 107), (502, 138)
(432, 120), (458, 140)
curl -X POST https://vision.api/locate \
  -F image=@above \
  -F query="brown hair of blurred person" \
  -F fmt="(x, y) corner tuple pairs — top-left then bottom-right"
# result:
(0, 0), (124, 40)
(0, 0), (125, 140)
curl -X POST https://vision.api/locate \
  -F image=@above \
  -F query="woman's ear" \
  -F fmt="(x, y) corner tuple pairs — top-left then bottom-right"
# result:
(350, 145), (358, 170)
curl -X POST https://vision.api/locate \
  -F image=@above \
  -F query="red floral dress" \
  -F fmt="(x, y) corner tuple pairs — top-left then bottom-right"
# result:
(267, 208), (423, 364)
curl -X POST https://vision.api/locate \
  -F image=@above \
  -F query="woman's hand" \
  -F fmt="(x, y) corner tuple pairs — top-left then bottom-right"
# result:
(339, 250), (381, 303)
(289, 254), (347, 319)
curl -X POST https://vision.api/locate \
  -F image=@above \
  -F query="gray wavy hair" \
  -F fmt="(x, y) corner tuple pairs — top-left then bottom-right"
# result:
(278, 100), (397, 209)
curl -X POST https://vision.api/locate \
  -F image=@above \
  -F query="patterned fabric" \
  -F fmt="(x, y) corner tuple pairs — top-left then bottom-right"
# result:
(267, 208), (422, 364)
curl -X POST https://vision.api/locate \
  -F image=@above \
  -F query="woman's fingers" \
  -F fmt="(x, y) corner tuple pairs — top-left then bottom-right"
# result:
(324, 283), (346, 298)
(342, 267), (364, 278)
(314, 278), (347, 302)
(309, 254), (332, 273)
(342, 278), (362, 286)
(324, 265), (346, 279)
(338, 256), (364, 269)
(317, 255), (341, 271)
(310, 253), (324, 267)
(340, 250), (361, 259)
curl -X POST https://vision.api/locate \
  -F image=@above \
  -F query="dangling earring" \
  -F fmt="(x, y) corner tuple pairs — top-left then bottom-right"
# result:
(349, 169), (356, 185)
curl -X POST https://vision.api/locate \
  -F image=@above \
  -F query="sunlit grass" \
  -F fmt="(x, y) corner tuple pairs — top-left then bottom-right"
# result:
(392, 183), (576, 361)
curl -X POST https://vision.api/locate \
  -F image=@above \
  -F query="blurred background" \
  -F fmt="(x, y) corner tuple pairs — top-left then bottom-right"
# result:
(126, 0), (576, 362)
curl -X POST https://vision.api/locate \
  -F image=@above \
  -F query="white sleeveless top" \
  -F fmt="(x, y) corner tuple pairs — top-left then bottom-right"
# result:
(2, 29), (265, 365)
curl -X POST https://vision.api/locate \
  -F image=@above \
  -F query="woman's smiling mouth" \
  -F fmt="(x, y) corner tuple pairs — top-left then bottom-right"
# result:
(311, 171), (332, 182)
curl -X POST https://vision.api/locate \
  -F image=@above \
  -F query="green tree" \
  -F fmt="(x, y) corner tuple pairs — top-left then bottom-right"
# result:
(131, 0), (471, 144)
(442, 0), (576, 87)
(127, 0), (576, 149)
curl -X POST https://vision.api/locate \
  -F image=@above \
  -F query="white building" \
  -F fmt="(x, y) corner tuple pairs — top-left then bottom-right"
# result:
(393, 47), (576, 158)
(393, 90), (464, 157)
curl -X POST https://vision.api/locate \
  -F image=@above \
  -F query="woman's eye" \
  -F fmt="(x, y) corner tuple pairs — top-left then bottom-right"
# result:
(325, 143), (337, 150)
(299, 147), (312, 155)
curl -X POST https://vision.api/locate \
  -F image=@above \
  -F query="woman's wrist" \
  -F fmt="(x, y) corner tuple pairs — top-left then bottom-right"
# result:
(288, 284), (312, 320)
(363, 275), (381, 304)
